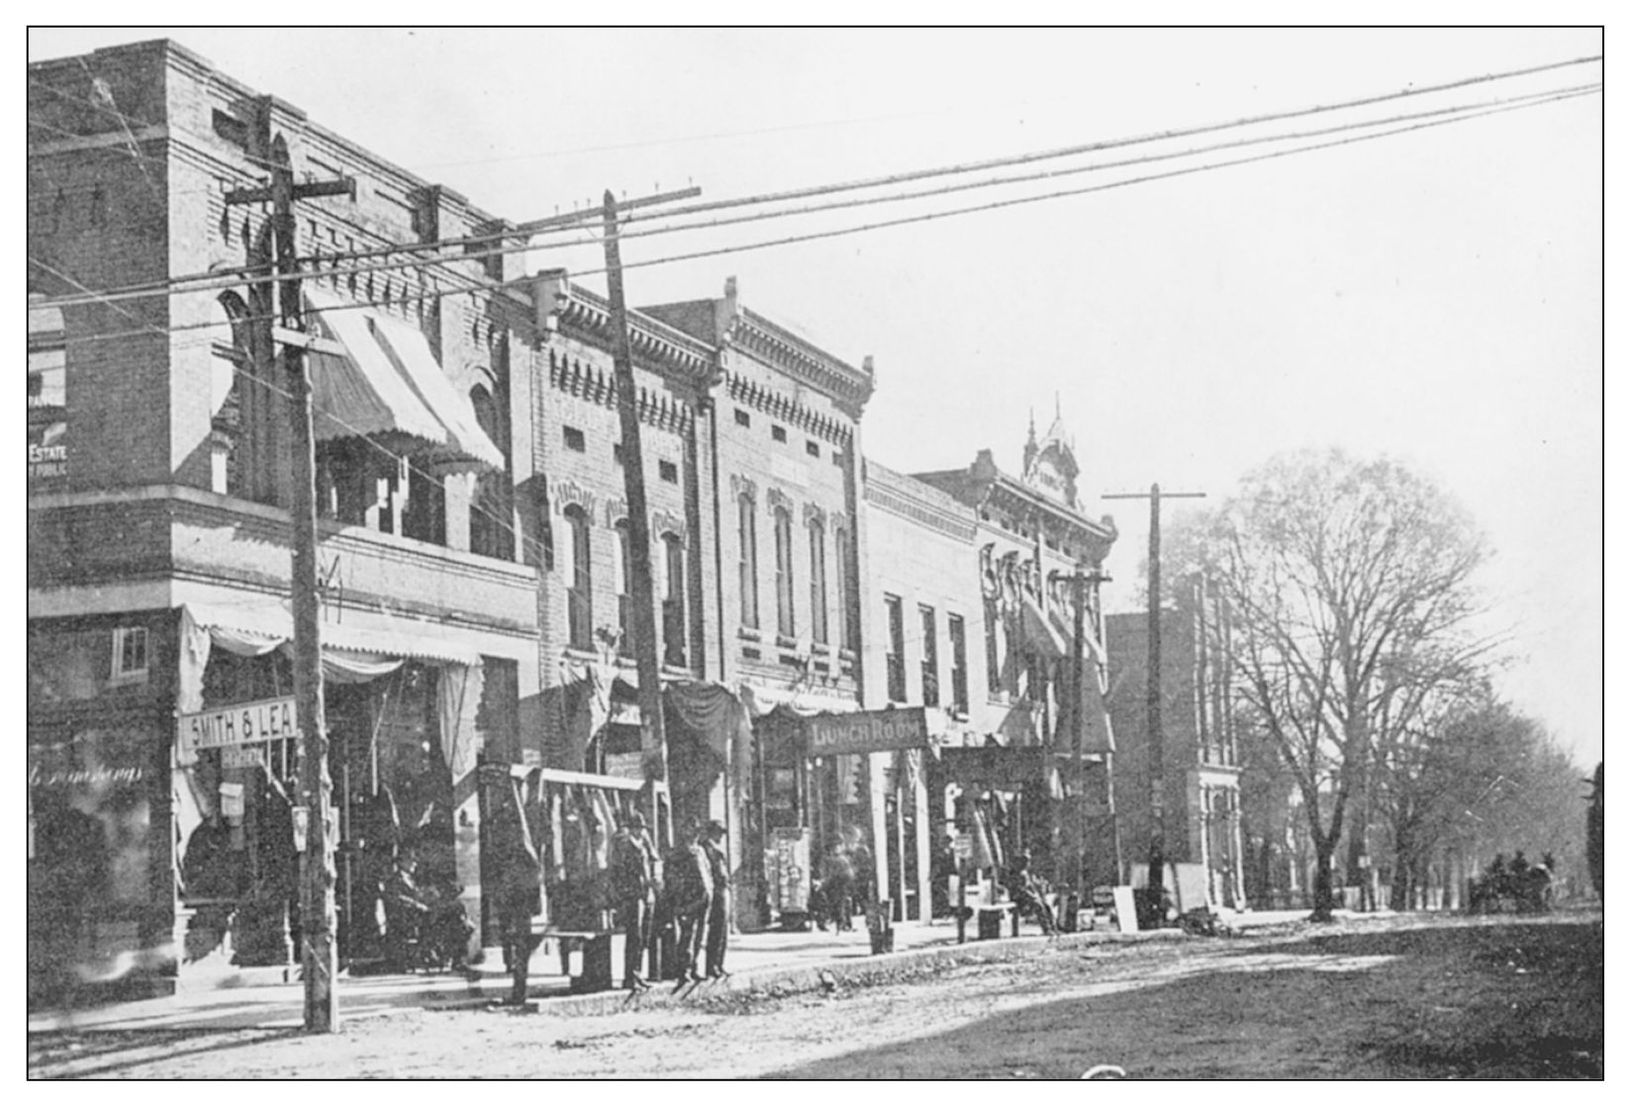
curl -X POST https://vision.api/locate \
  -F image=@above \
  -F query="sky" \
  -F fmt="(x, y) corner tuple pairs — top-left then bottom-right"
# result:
(25, 27), (1605, 766)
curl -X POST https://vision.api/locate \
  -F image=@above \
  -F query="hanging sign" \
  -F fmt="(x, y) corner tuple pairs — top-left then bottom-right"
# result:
(176, 696), (296, 764)
(804, 707), (928, 757)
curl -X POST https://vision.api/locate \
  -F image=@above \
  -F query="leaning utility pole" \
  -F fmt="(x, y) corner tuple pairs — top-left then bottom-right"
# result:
(227, 133), (353, 1033)
(1104, 484), (1204, 926)
(598, 186), (699, 842)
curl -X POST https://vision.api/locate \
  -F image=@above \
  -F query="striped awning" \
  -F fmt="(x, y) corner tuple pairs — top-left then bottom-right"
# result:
(305, 285), (504, 472)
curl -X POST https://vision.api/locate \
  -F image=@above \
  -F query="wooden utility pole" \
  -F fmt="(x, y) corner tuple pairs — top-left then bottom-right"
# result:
(1067, 565), (1110, 904)
(227, 133), (353, 1033)
(598, 187), (698, 841)
(1104, 484), (1204, 926)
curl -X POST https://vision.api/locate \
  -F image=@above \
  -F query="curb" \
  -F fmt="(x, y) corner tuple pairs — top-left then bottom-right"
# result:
(440, 928), (1186, 1019)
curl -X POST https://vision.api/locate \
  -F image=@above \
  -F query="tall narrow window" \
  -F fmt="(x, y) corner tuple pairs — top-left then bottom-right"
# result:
(884, 596), (906, 703)
(808, 520), (828, 646)
(614, 520), (633, 657)
(774, 506), (795, 639)
(469, 382), (514, 560)
(662, 532), (686, 667)
(984, 598), (1002, 695)
(834, 526), (851, 651)
(949, 613), (969, 714)
(920, 605), (940, 708)
(738, 494), (759, 629)
(563, 505), (592, 650)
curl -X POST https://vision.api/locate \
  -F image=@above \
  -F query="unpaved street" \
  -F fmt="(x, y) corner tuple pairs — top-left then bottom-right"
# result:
(29, 911), (1602, 1079)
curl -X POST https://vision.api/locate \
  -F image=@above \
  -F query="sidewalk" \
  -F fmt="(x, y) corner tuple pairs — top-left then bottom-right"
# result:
(28, 907), (1311, 1033)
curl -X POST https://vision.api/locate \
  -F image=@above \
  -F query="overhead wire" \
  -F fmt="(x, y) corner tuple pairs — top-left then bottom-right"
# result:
(31, 77), (1601, 316)
(30, 81), (1599, 353)
(30, 52), (1602, 309)
(30, 254), (555, 564)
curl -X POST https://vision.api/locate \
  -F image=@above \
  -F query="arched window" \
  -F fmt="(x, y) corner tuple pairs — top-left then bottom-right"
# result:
(662, 532), (686, 667)
(774, 506), (795, 639)
(614, 519), (633, 657)
(563, 505), (593, 650)
(808, 518), (828, 646)
(468, 381), (514, 561)
(738, 493), (759, 629)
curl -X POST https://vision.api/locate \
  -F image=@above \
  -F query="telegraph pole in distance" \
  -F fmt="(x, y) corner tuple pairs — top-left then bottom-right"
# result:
(1103, 484), (1204, 928)
(599, 186), (699, 842)
(227, 133), (353, 1033)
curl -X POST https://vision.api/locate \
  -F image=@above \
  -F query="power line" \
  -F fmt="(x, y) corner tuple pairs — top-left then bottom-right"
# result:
(29, 256), (553, 565)
(30, 52), (1602, 303)
(31, 78), (1599, 315)
(30, 81), (1598, 351)
(617, 52), (1603, 224)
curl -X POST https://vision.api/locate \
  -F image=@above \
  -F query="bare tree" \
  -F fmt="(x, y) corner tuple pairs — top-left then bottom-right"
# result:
(1182, 450), (1489, 920)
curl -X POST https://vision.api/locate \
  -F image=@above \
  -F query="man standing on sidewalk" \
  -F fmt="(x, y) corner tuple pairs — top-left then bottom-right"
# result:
(701, 820), (731, 978)
(610, 809), (660, 990)
(663, 821), (713, 986)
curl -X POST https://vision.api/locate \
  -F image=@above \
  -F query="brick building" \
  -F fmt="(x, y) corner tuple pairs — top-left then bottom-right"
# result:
(644, 282), (874, 930)
(915, 413), (1121, 895)
(28, 40), (542, 1003)
(1105, 576), (1246, 912)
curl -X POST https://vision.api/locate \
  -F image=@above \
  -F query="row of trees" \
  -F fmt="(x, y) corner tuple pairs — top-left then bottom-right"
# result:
(1170, 449), (1595, 920)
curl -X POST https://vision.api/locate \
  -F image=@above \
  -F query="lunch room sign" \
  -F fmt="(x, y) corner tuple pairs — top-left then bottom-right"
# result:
(805, 707), (928, 757)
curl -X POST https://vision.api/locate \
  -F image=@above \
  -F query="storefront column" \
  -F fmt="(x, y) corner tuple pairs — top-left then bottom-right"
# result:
(914, 750), (932, 924)
(868, 754), (889, 907)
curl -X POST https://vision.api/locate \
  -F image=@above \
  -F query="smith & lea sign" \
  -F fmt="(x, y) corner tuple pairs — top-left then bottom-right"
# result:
(176, 696), (296, 762)
(805, 707), (928, 757)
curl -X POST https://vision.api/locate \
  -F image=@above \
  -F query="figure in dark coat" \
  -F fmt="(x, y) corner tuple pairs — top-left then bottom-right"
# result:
(609, 809), (660, 989)
(661, 823), (713, 986)
(701, 820), (731, 978)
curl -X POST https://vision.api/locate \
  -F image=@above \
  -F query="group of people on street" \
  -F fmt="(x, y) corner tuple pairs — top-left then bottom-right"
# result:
(610, 812), (731, 990)
(814, 835), (875, 932)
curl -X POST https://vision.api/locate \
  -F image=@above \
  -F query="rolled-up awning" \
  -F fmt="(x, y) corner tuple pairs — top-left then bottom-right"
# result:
(305, 285), (504, 472)
(182, 600), (482, 667)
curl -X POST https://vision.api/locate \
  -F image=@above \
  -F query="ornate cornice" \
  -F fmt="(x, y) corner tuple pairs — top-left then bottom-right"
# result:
(723, 371), (852, 447)
(729, 473), (758, 503)
(864, 479), (977, 543)
(730, 308), (875, 413)
(802, 501), (827, 530)
(552, 478), (597, 516)
(547, 348), (696, 437)
(766, 486), (793, 516)
(556, 286), (716, 387)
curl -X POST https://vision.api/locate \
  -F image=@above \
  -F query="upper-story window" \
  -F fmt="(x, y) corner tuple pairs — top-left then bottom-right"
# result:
(614, 519), (633, 657)
(563, 504), (593, 651)
(469, 381), (514, 561)
(884, 595), (906, 703)
(773, 505), (795, 639)
(662, 532), (686, 668)
(949, 613), (970, 714)
(984, 597), (1003, 696)
(808, 519), (828, 646)
(738, 493), (759, 630)
(920, 605), (940, 708)
(834, 525), (852, 652)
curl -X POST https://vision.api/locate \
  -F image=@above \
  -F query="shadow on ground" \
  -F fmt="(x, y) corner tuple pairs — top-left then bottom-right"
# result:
(763, 917), (1603, 1080)
(29, 1028), (300, 1080)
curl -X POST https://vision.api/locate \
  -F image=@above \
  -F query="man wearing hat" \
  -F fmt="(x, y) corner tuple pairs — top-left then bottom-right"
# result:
(701, 819), (731, 979)
(609, 808), (660, 990)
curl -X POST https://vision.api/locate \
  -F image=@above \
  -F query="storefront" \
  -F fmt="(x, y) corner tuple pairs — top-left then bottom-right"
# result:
(932, 744), (1061, 910)
(743, 704), (929, 931)
(171, 602), (495, 976)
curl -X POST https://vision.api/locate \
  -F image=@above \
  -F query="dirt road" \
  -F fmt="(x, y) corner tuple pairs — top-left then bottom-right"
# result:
(28, 910), (1602, 1079)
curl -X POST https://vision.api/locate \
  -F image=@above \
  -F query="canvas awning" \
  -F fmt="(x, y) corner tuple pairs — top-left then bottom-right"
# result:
(305, 285), (504, 472)
(182, 600), (483, 667)
(1019, 597), (1067, 660)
